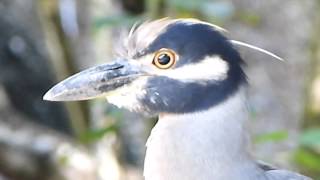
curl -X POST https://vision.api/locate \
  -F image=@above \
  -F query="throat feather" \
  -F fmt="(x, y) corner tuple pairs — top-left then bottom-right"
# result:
(143, 90), (257, 180)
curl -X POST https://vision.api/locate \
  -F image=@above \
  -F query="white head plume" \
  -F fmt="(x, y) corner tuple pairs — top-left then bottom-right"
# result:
(229, 40), (284, 61)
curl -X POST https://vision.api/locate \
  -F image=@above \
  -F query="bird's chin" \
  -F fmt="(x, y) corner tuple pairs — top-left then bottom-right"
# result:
(104, 80), (158, 117)
(106, 94), (156, 117)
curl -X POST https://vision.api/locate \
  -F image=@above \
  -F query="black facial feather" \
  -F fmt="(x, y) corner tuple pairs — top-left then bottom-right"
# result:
(146, 21), (243, 67)
(124, 19), (247, 114)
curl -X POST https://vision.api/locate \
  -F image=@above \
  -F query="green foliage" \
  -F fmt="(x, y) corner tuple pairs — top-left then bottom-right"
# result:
(233, 11), (261, 26)
(104, 107), (124, 121)
(167, 0), (234, 20)
(294, 148), (320, 173)
(80, 124), (118, 144)
(299, 128), (320, 149)
(254, 130), (288, 144)
(168, 0), (202, 11)
(79, 106), (124, 144)
(294, 129), (320, 178)
(94, 15), (143, 29)
(57, 154), (69, 166)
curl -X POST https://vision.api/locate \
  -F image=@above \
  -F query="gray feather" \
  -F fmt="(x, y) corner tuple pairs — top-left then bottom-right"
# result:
(258, 161), (312, 180)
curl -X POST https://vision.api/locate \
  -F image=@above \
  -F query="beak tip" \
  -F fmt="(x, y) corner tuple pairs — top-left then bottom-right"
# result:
(43, 90), (55, 101)
(43, 86), (64, 101)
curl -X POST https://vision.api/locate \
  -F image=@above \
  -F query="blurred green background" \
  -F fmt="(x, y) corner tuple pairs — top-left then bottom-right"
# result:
(0, 0), (319, 179)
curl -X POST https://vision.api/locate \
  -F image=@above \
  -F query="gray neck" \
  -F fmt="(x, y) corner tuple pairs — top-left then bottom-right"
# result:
(144, 90), (264, 180)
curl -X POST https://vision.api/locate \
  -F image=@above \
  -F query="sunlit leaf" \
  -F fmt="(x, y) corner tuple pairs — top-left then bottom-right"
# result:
(294, 148), (320, 171)
(80, 125), (117, 144)
(254, 130), (288, 144)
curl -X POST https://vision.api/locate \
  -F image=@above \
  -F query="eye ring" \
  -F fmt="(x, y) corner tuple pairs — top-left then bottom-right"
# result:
(153, 48), (177, 69)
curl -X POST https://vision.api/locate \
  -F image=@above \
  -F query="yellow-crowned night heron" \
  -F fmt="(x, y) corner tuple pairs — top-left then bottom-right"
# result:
(44, 18), (311, 180)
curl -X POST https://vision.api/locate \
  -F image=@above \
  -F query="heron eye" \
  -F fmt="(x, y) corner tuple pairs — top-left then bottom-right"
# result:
(153, 49), (177, 69)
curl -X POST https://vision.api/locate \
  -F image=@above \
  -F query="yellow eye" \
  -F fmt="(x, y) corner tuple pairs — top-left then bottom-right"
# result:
(153, 48), (177, 69)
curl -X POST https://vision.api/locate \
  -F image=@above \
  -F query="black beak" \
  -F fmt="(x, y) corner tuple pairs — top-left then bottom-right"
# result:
(43, 60), (142, 101)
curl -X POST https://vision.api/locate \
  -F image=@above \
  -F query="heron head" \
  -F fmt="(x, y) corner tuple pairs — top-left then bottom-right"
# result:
(44, 18), (246, 115)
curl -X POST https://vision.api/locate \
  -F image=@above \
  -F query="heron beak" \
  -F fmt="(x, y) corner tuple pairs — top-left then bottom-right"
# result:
(43, 60), (142, 101)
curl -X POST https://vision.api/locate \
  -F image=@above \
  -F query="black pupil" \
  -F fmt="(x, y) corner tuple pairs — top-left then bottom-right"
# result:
(157, 53), (171, 65)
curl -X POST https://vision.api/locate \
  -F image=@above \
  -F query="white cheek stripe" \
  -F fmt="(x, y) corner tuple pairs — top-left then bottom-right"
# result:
(158, 56), (229, 81)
